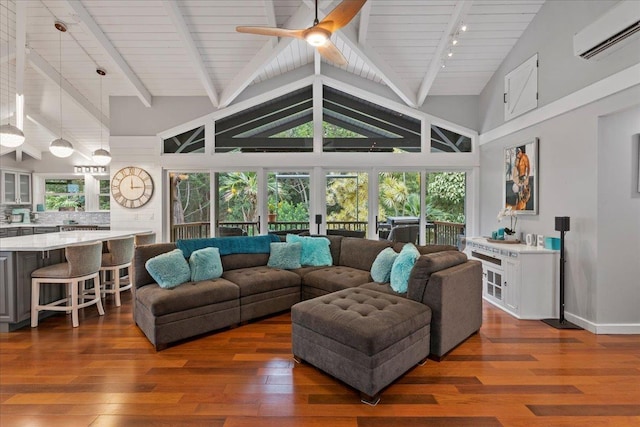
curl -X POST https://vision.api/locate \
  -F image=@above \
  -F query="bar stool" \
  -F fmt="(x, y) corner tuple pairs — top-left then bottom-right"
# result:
(100, 236), (135, 307)
(134, 232), (156, 247)
(31, 241), (104, 328)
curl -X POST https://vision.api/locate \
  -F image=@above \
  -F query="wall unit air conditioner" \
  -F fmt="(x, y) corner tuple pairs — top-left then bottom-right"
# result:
(573, 0), (640, 60)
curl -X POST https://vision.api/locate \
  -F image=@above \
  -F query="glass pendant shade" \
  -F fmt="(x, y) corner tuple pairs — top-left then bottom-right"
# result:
(49, 137), (74, 158)
(0, 124), (25, 148)
(92, 148), (111, 165)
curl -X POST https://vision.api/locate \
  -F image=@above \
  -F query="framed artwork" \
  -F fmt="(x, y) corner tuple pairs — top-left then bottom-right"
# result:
(504, 138), (538, 214)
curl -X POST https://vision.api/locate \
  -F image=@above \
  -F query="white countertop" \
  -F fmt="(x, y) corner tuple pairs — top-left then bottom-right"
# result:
(0, 229), (152, 251)
(0, 223), (110, 229)
(466, 236), (558, 254)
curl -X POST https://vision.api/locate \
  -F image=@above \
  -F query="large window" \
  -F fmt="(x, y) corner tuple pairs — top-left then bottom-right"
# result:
(163, 125), (205, 154)
(45, 179), (85, 211)
(99, 179), (110, 210)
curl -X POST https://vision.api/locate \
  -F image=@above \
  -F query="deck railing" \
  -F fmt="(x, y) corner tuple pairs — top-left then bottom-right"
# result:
(171, 220), (464, 245)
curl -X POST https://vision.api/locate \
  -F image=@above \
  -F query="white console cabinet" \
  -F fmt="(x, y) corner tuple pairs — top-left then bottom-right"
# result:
(465, 237), (559, 319)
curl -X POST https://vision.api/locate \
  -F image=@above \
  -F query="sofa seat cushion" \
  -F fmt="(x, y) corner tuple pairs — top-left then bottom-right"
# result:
(136, 279), (239, 317)
(302, 266), (372, 293)
(359, 281), (406, 298)
(222, 266), (301, 297)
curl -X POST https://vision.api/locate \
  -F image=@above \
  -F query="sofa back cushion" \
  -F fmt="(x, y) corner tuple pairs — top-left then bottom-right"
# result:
(393, 242), (458, 254)
(222, 253), (270, 271)
(407, 251), (468, 302)
(339, 237), (393, 271)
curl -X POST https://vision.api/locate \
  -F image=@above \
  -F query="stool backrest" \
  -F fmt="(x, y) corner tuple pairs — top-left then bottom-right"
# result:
(65, 241), (103, 277)
(135, 232), (156, 246)
(105, 236), (135, 265)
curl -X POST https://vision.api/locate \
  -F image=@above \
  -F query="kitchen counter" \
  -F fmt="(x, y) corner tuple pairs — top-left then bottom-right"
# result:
(0, 229), (151, 251)
(0, 223), (110, 229)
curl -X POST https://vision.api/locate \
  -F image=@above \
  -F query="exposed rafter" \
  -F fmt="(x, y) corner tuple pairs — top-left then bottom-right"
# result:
(358, 0), (372, 45)
(219, 3), (314, 107)
(163, 0), (219, 107)
(27, 49), (109, 132)
(0, 141), (41, 160)
(63, 0), (153, 107)
(263, 0), (277, 48)
(417, 0), (474, 106)
(339, 26), (417, 107)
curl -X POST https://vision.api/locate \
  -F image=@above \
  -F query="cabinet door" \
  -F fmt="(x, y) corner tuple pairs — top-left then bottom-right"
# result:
(3, 171), (17, 203)
(18, 173), (31, 204)
(0, 252), (15, 322)
(483, 264), (504, 303)
(504, 259), (521, 315)
(19, 227), (34, 236)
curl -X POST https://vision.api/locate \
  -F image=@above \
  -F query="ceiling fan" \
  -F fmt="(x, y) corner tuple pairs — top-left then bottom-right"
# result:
(236, 0), (367, 66)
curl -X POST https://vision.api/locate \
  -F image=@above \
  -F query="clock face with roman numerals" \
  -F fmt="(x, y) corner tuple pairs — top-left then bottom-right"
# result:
(111, 166), (154, 208)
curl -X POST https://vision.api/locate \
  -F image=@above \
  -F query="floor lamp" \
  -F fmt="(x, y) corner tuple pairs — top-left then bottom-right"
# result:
(542, 216), (582, 329)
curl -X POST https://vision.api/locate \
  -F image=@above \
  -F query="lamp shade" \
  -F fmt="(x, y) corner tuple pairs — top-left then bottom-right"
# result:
(0, 124), (26, 148)
(92, 148), (111, 165)
(49, 137), (74, 158)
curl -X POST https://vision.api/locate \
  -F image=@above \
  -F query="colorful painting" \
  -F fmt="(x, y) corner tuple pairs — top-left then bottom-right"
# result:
(504, 138), (538, 214)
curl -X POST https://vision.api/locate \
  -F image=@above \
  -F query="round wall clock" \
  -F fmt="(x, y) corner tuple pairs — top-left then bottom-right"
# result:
(111, 166), (154, 208)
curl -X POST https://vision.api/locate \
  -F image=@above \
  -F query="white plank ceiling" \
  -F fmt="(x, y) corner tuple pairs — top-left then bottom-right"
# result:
(0, 0), (544, 161)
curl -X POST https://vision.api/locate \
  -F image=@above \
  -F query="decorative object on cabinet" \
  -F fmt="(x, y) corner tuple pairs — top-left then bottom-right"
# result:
(111, 166), (154, 208)
(49, 21), (74, 158)
(503, 138), (538, 214)
(543, 217), (582, 330)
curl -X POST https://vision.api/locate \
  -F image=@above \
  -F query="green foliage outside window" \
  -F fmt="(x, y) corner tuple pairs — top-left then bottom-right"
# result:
(45, 179), (85, 211)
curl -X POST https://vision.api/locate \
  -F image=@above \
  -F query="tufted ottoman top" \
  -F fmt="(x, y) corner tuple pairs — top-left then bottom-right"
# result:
(292, 288), (431, 356)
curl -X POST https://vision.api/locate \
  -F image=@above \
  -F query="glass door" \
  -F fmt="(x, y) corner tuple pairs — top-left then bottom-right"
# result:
(377, 172), (421, 242)
(215, 172), (259, 236)
(267, 171), (310, 235)
(325, 171), (368, 236)
(425, 172), (466, 245)
(169, 172), (211, 241)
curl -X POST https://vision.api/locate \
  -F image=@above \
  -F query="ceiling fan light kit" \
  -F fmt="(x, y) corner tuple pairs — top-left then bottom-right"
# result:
(236, 0), (366, 66)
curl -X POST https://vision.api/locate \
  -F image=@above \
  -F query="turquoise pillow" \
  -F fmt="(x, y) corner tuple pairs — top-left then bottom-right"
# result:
(371, 247), (399, 283)
(268, 242), (302, 269)
(286, 234), (332, 266)
(390, 243), (421, 293)
(189, 247), (223, 281)
(145, 249), (191, 289)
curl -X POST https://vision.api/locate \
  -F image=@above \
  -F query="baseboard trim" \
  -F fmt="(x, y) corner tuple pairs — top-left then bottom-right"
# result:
(564, 312), (640, 334)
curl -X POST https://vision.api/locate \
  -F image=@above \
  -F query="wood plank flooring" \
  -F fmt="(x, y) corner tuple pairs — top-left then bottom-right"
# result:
(1, 293), (639, 427)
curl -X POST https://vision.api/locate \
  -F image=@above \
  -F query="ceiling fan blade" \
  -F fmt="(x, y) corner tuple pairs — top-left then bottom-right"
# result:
(317, 39), (348, 66)
(319, 0), (367, 33)
(236, 26), (305, 39)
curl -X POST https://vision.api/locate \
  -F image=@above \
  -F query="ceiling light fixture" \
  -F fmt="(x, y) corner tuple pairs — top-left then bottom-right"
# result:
(92, 67), (111, 165)
(0, 4), (25, 148)
(460, 23), (467, 32)
(447, 50), (453, 57)
(49, 20), (74, 158)
(304, 27), (330, 46)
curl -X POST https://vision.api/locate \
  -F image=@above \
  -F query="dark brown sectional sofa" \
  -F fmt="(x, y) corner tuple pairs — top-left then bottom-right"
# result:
(132, 235), (483, 358)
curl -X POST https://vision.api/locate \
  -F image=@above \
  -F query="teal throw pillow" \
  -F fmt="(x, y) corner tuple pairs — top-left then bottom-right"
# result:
(371, 247), (399, 283)
(189, 247), (223, 281)
(268, 242), (302, 270)
(286, 234), (332, 266)
(145, 249), (191, 289)
(390, 243), (421, 293)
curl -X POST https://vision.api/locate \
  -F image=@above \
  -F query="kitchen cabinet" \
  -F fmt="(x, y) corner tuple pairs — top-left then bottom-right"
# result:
(1, 170), (31, 204)
(466, 237), (559, 319)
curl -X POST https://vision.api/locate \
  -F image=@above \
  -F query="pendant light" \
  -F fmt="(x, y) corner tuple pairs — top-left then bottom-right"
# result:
(92, 67), (111, 165)
(49, 20), (73, 158)
(0, 2), (25, 148)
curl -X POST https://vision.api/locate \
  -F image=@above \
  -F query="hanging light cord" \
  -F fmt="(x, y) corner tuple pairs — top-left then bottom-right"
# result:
(59, 25), (63, 139)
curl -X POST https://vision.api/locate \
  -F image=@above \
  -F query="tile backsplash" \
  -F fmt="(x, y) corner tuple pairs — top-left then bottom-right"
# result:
(1, 203), (109, 225)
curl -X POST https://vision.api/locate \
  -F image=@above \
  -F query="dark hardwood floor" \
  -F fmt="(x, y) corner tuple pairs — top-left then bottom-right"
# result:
(1, 293), (639, 427)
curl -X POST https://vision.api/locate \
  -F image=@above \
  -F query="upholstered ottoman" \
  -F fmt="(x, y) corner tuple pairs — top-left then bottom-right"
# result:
(291, 288), (432, 405)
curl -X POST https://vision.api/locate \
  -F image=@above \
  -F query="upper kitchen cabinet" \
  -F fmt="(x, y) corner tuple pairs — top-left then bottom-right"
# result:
(1, 171), (32, 205)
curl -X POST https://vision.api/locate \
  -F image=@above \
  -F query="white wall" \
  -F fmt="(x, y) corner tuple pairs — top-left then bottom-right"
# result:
(479, 86), (640, 332)
(480, 0), (640, 133)
(596, 105), (640, 328)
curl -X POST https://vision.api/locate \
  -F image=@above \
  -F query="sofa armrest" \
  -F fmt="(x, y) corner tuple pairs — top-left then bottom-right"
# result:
(421, 260), (483, 358)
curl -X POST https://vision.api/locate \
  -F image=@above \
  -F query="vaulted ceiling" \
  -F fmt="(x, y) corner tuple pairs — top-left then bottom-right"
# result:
(0, 0), (544, 162)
